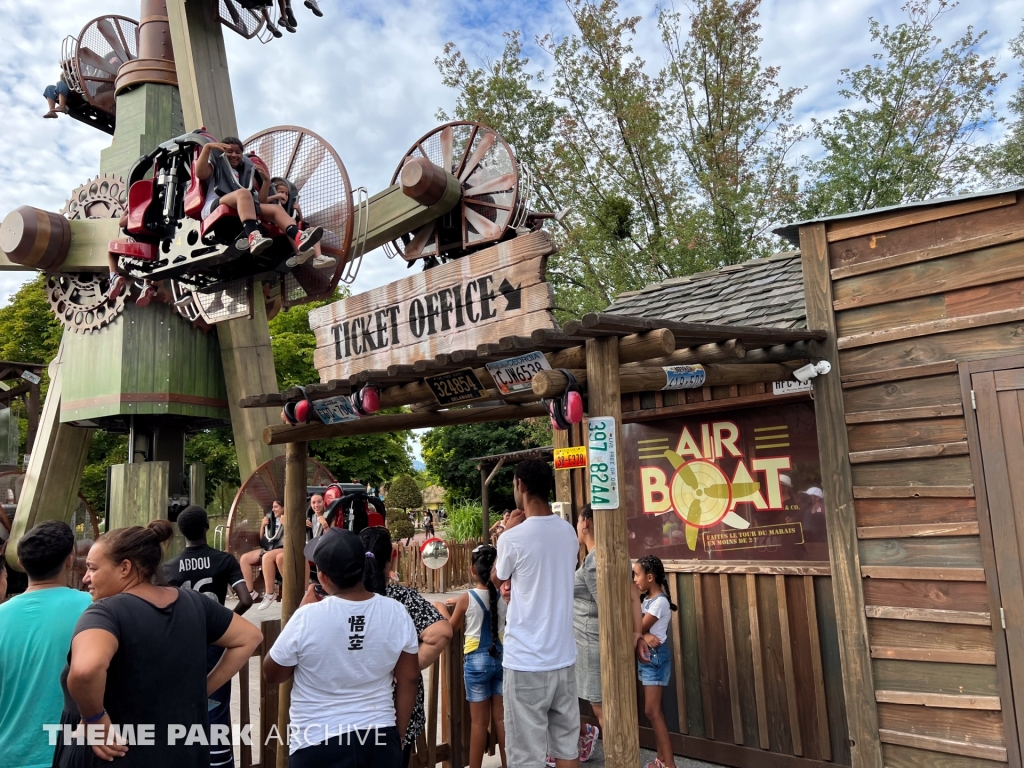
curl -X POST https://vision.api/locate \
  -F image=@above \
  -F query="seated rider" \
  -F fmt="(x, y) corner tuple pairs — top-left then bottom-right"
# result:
(43, 76), (70, 119)
(268, 177), (336, 271)
(195, 136), (322, 259)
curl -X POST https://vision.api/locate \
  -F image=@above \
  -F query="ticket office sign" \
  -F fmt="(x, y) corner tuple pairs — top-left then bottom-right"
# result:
(622, 402), (826, 561)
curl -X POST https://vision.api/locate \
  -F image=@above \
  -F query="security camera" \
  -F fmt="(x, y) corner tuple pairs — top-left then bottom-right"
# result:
(793, 360), (832, 383)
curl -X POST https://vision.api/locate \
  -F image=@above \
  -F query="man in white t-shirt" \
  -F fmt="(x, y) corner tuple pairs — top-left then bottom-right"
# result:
(493, 459), (581, 767)
(264, 528), (420, 767)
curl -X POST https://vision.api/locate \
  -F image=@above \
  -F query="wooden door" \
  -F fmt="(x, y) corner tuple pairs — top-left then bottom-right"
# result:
(965, 355), (1024, 764)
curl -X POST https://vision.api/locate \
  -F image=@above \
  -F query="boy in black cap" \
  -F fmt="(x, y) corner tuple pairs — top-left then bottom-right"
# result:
(163, 506), (253, 768)
(264, 528), (420, 767)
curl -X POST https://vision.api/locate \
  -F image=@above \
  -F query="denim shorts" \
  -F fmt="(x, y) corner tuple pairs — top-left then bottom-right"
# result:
(44, 81), (70, 101)
(464, 650), (503, 702)
(638, 642), (672, 686)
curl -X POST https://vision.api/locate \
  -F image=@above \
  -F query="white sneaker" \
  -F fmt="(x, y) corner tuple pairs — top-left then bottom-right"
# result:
(258, 592), (276, 610)
(312, 254), (336, 270)
(285, 251), (311, 268)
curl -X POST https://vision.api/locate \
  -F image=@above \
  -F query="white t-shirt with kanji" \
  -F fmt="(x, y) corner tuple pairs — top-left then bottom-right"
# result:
(269, 593), (419, 753)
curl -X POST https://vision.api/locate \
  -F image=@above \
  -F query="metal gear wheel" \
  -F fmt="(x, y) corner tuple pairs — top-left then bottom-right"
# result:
(46, 273), (130, 334)
(48, 175), (131, 333)
(60, 174), (127, 220)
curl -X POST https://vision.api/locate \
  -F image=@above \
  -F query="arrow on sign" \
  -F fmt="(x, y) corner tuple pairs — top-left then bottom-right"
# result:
(499, 278), (522, 311)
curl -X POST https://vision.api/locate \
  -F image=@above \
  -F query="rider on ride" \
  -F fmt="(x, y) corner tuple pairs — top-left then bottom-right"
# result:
(195, 136), (323, 263)
(269, 177), (336, 270)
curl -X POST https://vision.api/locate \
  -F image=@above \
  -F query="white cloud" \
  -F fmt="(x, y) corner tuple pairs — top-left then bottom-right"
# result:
(0, 0), (1021, 306)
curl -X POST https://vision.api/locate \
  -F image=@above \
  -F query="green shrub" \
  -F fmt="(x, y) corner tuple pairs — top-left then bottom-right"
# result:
(388, 516), (415, 543)
(443, 500), (483, 543)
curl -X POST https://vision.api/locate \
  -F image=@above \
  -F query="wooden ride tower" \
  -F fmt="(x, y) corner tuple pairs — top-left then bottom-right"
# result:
(2, 0), (548, 565)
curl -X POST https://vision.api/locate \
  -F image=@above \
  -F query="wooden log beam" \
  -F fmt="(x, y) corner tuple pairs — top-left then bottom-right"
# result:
(586, 336), (641, 767)
(264, 403), (548, 445)
(799, 222), (882, 768)
(532, 363), (796, 398)
(742, 341), (813, 364)
(624, 339), (745, 367)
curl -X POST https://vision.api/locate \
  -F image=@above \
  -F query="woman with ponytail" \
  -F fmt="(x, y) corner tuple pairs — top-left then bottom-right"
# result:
(446, 544), (507, 768)
(54, 520), (263, 767)
(360, 526), (452, 768)
(633, 554), (679, 768)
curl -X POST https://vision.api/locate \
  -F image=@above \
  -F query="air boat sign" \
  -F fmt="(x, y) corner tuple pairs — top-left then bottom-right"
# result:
(309, 232), (558, 382)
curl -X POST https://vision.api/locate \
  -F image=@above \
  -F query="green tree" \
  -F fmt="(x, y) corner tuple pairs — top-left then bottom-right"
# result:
(78, 432), (127, 515)
(802, 0), (1004, 217)
(185, 428), (240, 509)
(268, 301), (412, 488)
(0, 276), (62, 368)
(438, 3), (692, 317)
(387, 474), (423, 511)
(984, 25), (1024, 182)
(420, 418), (550, 509)
(438, 0), (808, 315)
(659, 0), (804, 265)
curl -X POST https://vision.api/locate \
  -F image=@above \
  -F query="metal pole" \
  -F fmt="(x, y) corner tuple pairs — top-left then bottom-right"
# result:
(480, 464), (489, 542)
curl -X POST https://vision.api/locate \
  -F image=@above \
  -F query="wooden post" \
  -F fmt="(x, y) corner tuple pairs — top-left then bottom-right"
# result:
(188, 463), (206, 507)
(277, 440), (308, 765)
(6, 339), (92, 568)
(25, 380), (39, 455)
(585, 336), (640, 768)
(166, 0), (284, 485)
(479, 465), (489, 541)
(799, 223), (882, 768)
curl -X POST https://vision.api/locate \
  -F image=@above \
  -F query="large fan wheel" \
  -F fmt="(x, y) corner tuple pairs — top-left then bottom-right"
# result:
(72, 16), (139, 115)
(225, 455), (336, 556)
(218, 1), (266, 40)
(390, 121), (521, 264)
(244, 126), (355, 307)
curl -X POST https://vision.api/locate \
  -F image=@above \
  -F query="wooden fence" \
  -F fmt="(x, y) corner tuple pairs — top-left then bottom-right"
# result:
(395, 539), (480, 593)
(237, 610), (487, 767)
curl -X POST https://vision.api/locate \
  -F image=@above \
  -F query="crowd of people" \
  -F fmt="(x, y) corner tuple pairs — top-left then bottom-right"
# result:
(0, 460), (677, 768)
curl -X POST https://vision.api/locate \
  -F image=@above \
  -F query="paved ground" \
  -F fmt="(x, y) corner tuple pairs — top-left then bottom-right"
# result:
(229, 592), (723, 767)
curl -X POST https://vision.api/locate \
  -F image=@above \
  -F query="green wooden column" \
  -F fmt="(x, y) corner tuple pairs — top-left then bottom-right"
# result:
(100, 84), (184, 179)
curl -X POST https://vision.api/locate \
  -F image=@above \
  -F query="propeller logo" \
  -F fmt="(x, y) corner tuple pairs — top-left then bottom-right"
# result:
(664, 450), (761, 551)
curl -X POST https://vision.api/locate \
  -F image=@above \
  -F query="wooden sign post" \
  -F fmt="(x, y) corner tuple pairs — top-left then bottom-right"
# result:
(586, 335), (641, 767)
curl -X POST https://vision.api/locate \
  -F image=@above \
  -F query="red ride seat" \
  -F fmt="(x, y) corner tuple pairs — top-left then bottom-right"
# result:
(125, 178), (158, 237)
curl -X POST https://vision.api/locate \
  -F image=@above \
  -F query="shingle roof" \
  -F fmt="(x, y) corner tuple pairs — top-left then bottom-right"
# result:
(606, 250), (806, 329)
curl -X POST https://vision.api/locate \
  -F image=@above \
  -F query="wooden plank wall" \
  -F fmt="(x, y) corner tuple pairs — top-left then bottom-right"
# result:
(817, 191), (1024, 767)
(621, 388), (851, 768)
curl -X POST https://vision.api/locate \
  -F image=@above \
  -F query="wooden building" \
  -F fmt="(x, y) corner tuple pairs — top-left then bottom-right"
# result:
(253, 186), (1024, 768)
(604, 249), (847, 768)
(598, 186), (1024, 767)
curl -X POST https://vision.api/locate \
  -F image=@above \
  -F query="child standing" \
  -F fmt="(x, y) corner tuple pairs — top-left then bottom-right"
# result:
(446, 544), (507, 768)
(633, 555), (678, 768)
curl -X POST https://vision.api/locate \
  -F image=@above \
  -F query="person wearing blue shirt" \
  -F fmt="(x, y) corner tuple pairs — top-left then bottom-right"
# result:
(0, 521), (92, 768)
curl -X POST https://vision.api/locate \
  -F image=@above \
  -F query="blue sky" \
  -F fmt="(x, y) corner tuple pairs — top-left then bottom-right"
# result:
(0, 0), (1022, 308)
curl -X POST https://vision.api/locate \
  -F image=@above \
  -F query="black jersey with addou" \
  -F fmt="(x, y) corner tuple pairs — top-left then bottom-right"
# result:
(162, 543), (245, 605)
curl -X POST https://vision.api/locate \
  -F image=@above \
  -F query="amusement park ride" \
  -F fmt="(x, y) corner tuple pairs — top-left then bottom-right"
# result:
(1, 0), (554, 564)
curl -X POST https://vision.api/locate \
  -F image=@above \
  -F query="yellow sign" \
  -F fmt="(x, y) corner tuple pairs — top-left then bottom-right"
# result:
(554, 446), (588, 471)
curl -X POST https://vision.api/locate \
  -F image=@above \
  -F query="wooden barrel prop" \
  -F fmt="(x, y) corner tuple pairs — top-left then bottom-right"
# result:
(0, 206), (72, 271)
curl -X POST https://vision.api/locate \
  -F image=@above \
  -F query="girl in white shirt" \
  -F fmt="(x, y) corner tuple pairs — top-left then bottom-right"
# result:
(446, 545), (507, 768)
(633, 555), (678, 768)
